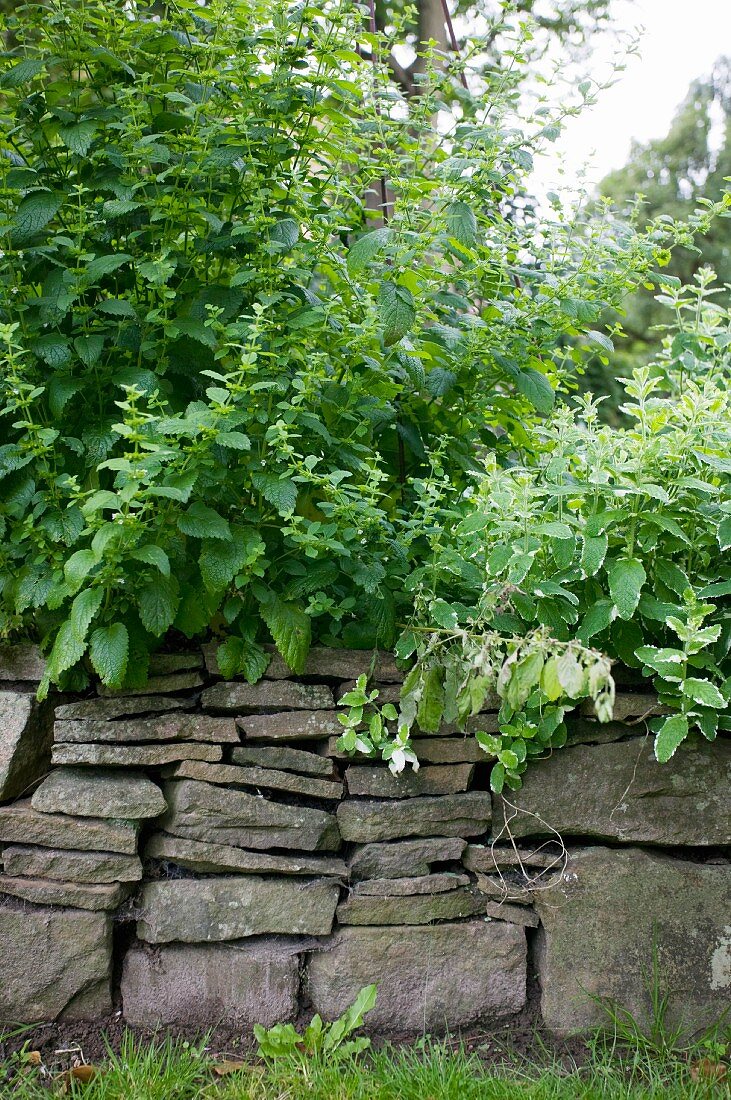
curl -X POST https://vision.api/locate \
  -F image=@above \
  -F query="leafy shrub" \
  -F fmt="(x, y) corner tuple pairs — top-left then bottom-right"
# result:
(0, 0), (719, 696)
(373, 276), (731, 786)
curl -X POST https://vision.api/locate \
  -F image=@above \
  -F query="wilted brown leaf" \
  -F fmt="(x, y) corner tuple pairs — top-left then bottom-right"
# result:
(689, 1058), (727, 1083)
(58, 1064), (98, 1091)
(211, 1059), (249, 1077)
(26, 1051), (42, 1067)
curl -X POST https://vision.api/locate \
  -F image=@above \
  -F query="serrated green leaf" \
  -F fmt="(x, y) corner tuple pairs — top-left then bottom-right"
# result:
(682, 678), (725, 709)
(347, 227), (392, 273)
(252, 472), (298, 515)
(608, 557), (646, 619)
(59, 120), (97, 156)
(64, 549), (99, 593)
(416, 665), (445, 734)
(178, 502), (231, 540)
(1, 57), (45, 88)
(85, 253), (133, 282)
(260, 597), (311, 674)
(216, 636), (269, 682)
(446, 201), (477, 247)
(654, 714), (689, 763)
(89, 623), (129, 688)
(515, 369), (555, 414)
(718, 516), (731, 551)
(130, 545), (170, 576)
(47, 619), (86, 680)
(379, 282), (415, 347)
(581, 533), (608, 576)
(10, 191), (63, 244)
(69, 587), (103, 640)
(137, 575), (179, 636)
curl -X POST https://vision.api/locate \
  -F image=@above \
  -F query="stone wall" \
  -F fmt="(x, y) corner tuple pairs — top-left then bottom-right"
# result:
(0, 646), (729, 1036)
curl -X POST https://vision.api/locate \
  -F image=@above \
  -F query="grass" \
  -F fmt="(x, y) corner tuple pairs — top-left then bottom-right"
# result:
(1, 1027), (729, 1100)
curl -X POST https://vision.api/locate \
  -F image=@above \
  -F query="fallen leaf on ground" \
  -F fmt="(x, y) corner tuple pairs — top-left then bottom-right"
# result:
(58, 1064), (98, 1091)
(212, 1060), (249, 1077)
(690, 1058), (727, 1083)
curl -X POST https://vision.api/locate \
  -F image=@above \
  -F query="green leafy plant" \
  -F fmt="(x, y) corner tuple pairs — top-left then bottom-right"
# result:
(336, 674), (418, 773)
(254, 984), (377, 1063)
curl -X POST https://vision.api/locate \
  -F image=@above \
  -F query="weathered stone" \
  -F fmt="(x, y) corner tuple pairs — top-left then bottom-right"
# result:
(32, 768), (166, 819)
(485, 901), (540, 927)
(474, 874), (535, 905)
(231, 744), (333, 776)
(353, 872), (469, 896)
(0, 900), (111, 1021)
(55, 696), (192, 721)
(349, 837), (467, 882)
(52, 742), (222, 768)
(122, 940), (301, 1028)
(410, 737), (491, 765)
(99, 670), (204, 696)
(0, 874), (130, 911)
(493, 736), (731, 846)
(337, 681), (402, 705)
(306, 921), (526, 1032)
(0, 692), (52, 802)
(161, 780), (340, 851)
(239, 711), (342, 742)
(579, 692), (666, 721)
(146, 833), (347, 878)
(203, 681), (334, 712)
(54, 714), (239, 744)
(204, 643), (403, 682)
(148, 652), (203, 675)
(464, 844), (562, 873)
(0, 800), (138, 854)
(336, 886), (484, 925)
(2, 844), (142, 884)
(164, 760), (344, 801)
(337, 792), (491, 843)
(138, 876), (340, 942)
(565, 719), (636, 747)
(345, 763), (474, 799)
(534, 847), (731, 1035)
(0, 643), (45, 682)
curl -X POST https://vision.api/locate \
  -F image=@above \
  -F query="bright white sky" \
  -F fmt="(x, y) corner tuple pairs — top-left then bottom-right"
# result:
(533, 0), (731, 191)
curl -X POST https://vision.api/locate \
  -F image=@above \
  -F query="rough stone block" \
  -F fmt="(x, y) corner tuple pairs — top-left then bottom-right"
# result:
(349, 872), (469, 896)
(0, 900), (111, 1022)
(204, 644), (403, 682)
(493, 736), (731, 846)
(0, 692), (52, 802)
(345, 763), (474, 799)
(160, 780), (340, 851)
(99, 670), (204, 696)
(148, 652), (203, 675)
(238, 711), (341, 741)
(121, 939), (301, 1028)
(306, 922), (526, 1032)
(55, 696), (192, 721)
(2, 845), (142, 884)
(137, 876), (340, 943)
(464, 844), (561, 873)
(0, 874), (131, 911)
(231, 744), (334, 777)
(203, 681), (334, 712)
(0, 801), (138, 854)
(32, 767), (166, 819)
(336, 885), (483, 926)
(534, 846), (731, 1035)
(54, 714), (239, 744)
(485, 902), (539, 927)
(410, 737), (491, 764)
(146, 833), (347, 878)
(0, 644), (45, 682)
(52, 742), (222, 768)
(337, 792), (491, 843)
(164, 760), (344, 801)
(349, 837), (467, 882)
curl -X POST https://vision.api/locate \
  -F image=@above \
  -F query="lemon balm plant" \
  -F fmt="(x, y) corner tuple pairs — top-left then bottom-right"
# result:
(0, 0), (720, 696)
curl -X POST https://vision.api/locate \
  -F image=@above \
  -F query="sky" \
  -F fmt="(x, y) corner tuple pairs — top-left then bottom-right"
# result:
(533, 0), (731, 192)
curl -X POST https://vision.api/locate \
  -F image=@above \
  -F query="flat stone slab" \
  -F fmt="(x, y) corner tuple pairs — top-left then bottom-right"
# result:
(99, 670), (204, 696)
(485, 901), (540, 927)
(231, 744), (333, 776)
(146, 833), (347, 878)
(52, 742), (223, 768)
(161, 780), (340, 851)
(203, 681), (334, 712)
(345, 763), (474, 799)
(148, 652), (203, 675)
(204, 644), (403, 682)
(2, 844), (142, 884)
(32, 768), (166, 819)
(349, 837), (467, 882)
(474, 874), (535, 905)
(337, 792), (491, 843)
(464, 844), (562, 873)
(55, 696), (192, 721)
(306, 921), (526, 1032)
(54, 714), (239, 744)
(0, 691), (52, 801)
(336, 886), (484, 925)
(0, 643), (45, 682)
(164, 760), (344, 801)
(0, 873), (130, 911)
(494, 736), (731, 846)
(0, 900), (111, 1022)
(410, 737), (490, 764)
(0, 801), (138, 854)
(579, 692), (666, 721)
(352, 873), (469, 896)
(534, 847), (731, 1035)
(122, 940), (301, 1028)
(137, 876), (340, 942)
(238, 711), (342, 741)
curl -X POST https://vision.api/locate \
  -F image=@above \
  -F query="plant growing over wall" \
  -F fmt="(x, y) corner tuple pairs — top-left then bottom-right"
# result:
(0, 0), (721, 696)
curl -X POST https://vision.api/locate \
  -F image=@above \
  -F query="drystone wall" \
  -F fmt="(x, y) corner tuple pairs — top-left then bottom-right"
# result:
(0, 645), (729, 1036)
